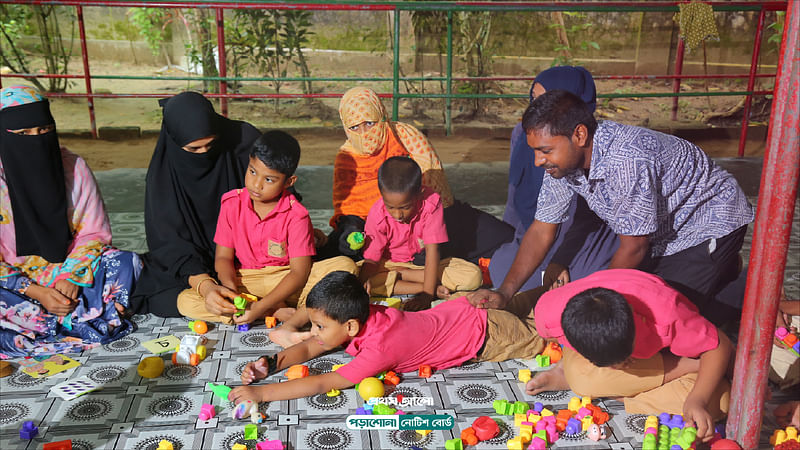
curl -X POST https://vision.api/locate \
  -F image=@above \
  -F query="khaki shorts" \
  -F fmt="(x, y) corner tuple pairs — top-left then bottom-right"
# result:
(363, 258), (482, 297)
(476, 308), (546, 362)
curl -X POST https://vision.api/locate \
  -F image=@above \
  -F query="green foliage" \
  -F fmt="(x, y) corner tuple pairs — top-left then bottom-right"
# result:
(309, 26), (385, 52)
(0, 4), (42, 89)
(549, 11), (599, 66)
(128, 8), (169, 57)
(766, 11), (785, 54)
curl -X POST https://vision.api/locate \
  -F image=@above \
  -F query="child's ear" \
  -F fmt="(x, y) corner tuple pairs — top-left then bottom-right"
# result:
(284, 175), (298, 188)
(345, 318), (361, 337)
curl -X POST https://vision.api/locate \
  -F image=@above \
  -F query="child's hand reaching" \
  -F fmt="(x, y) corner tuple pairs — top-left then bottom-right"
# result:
(229, 385), (266, 405)
(683, 396), (714, 442)
(203, 285), (238, 317)
(233, 300), (267, 325)
(241, 356), (271, 385)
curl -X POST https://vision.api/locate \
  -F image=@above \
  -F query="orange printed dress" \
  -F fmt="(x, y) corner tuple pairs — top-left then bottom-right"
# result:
(331, 87), (453, 227)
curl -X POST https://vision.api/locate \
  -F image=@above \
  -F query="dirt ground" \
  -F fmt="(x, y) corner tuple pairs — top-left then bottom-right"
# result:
(42, 60), (768, 171)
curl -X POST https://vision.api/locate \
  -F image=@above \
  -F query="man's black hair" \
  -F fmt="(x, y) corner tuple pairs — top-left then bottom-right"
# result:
(521, 89), (598, 139)
(249, 130), (301, 177)
(306, 271), (370, 324)
(377, 156), (422, 195)
(561, 287), (635, 367)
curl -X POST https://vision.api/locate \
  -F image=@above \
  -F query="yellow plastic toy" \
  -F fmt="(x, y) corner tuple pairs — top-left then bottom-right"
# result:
(357, 377), (385, 401)
(137, 356), (165, 378)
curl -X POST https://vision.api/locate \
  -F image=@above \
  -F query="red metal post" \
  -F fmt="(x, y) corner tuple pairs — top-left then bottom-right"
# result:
(76, 5), (97, 138)
(737, 7), (766, 157)
(727, 1), (799, 448)
(671, 37), (685, 121)
(215, 7), (228, 117)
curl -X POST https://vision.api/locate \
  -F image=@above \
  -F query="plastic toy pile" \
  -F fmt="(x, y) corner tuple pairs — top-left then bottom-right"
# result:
(642, 413), (698, 450)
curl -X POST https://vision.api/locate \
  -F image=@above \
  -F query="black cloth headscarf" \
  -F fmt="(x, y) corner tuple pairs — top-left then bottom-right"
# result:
(130, 92), (260, 317)
(0, 98), (71, 263)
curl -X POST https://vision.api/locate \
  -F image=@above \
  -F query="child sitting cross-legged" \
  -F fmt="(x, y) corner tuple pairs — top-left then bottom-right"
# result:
(522, 269), (733, 442)
(358, 156), (482, 311)
(177, 131), (355, 339)
(228, 270), (545, 404)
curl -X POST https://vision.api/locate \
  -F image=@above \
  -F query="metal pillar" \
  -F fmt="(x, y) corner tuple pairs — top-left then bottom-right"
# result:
(728, 1), (800, 448)
(392, 8), (400, 121)
(215, 8), (228, 117)
(671, 37), (685, 121)
(737, 7), (766, 157)
(76, 5), (97, 138)
(445, 10), (453, 136)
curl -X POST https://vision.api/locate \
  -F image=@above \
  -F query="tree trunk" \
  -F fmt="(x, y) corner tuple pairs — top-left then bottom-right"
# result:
(196, 8), (219, 93)
(550, 11), (571, 60)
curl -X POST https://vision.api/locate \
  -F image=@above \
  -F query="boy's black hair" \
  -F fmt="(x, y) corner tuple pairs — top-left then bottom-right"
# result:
(561, 287), (635, 367)
(521, 89), (598, 139)
(306, 271), (370, 324)
(377, 156), (422, 195)
(249, 130), (301, 177)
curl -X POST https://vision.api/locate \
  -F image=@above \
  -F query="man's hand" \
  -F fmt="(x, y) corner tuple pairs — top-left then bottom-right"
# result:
(404, 292), (433, 312)
(466, 288), (508, 309)
(542, 263), (570, 291)
(241, 357), (270, 385)
(54, 279), (80, 300)
(203, 284), (238, 316)
(683, 396), (714, 442)
(229, 385), (266, 405)
(26, 284), (77, 316)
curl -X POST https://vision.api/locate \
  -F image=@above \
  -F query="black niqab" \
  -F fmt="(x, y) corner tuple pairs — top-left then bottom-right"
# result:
(0, 100), (71, 263)
(130, 92), (260, 317)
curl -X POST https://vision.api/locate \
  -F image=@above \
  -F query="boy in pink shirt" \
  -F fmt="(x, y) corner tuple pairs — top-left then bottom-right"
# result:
(525, 269), (732, 442)
(229, 271), (544, 404)
(177, 131), (355, 337)
(359, 157), (481, 311)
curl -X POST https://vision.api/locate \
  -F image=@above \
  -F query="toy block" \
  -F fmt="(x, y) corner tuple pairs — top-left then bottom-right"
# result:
(42, 441), (73, 450)
(395, 410), (405, 415)
(189, 320), (208, 334)
(256, 440), (285, 450)
(199, 403), (215, 421)
(355, 407), (370, 415)
(416, 429), (432, 436)
(542, 415), (556, 427)
(581, 396), (592, 407)
(675, 426), (698, 449)
(506, 437), (524, 450)
(576, 406), (592, 419)
(542, 341), (563, 363)
(556, 409), (572, 431)
(582, 415), (594, 431)
(528, 413), (542, 424)
(207, 382), (232, 400)
(669, 427), (681, 445)
(567, 396), (581, 412)
(363, 402), (374, 413)
(285, 364), (309, 380)
(237, 323), (251, 332)
(535, 354), (550, 367)
(332, 364), (345, 371)
(532, 429), (547, 442)
(644, 426), (658, 435)
(418, 365), (433, 378)
(493, 399), (513, 415)
(533, 401), (544, 412)
(445, 438), (463, 450)
(787, 426), (799, 440)
(156, 440), (174, 450)
(520, 421), (534, 434)
(658, 412), (672, 424)
(645, 415), (660, 429)
(513, 401), (529, 414)
(793, 341), (800, 357)
(326, 388), (340, 396)
(785, 334), (799, 347)
(643, 433), (658, 450)
(383, 371), (400, 385)
(518, 369), (531, 383)
(264, 317), (278, 328)
(589, 406), (609, 424)
(667, 414), (685, 429)
(540, 407), (554, 417)
(19, 421), (38, 439)
(770, 429), (788, 446)
(535, 420), (547, 432)
(565, 417), (582, 434)
(530, 436), (547, 450)
(373, 404), (396, 415)
(546, 424), (559, 444)
(519, 429), (532, 443)
(461, 427), (479, 446)
(244, 424), (258, 440)
(232, 444), (247, 450)
(472, 416), (500, 441)
(514, 413), (527, 427)
(777, 327), (790, 339)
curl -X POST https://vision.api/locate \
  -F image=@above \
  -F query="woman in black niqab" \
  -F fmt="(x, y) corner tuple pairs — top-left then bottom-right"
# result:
(129, 92), (260, 317)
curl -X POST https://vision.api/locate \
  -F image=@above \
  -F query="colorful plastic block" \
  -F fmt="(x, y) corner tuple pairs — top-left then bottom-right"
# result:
(244, 423), (258, 440)
(514, 413), (527, 427)
(582, 415), (594, 431)
(519, 428), (532, 443)
(542, 341), (563, 363)
(535, 354), (550, 367)
(546, 424), (559, 443)
(533, 402), (544, 412)
(237, 323), (251, 332)
(540, 408), (554, 417)
(581, 396), (592, 407)
(199, 403), (215, 421)
(232, 444), (247, 450)
(416, 429), (432, 436)
(530, 436), (547, 450)
(576, 406), (592, 419)
(256, 440), (285, 450)
(326, 388), (341, 397)
(19, 421), (38, 439)
(264, 317), (278, 328)
(513, 401), (529, 414)
(520, 421), (534, 434)
(532, 429), (547, 443)
(383, 370), (400, 385)
(156, 440), (174, 450)
(506, 437), (524, 450)
(373, 404), (396, 415)
(188, 320), (208, 334)
(565, 417), (582, 434)
(355, 407), (370, 415)
(493, 399), (514, 415)
(418, 365), (433, 378)
(461, 427), (479, 446)
(207, 382), (232, 400)
(518, 369), (531, 383)
(42, 441), (73, 450)
(285, 364), (309, 380)
(567, 396), (581, 412)
(445, 437), (464, 450)
(472, 416), (500, 441)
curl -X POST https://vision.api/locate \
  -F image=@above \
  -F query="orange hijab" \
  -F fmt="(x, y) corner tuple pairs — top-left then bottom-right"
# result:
(332, 87), (408, 226)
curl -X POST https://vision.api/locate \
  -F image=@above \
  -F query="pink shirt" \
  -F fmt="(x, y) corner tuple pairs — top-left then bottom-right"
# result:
(534, 269), (718, 359)
(363, 188), (448, 263)
(336, 297), (487, 384)
(214, 189), (315, 269)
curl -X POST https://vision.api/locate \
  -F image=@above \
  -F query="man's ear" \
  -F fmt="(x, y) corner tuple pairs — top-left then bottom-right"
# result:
(572, 124), (590, 147)
(345, 318), (361, 337)
(285, 175), (298, 188)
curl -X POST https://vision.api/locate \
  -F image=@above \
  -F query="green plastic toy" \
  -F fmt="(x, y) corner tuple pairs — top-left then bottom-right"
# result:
(207, 382), (232, 400)
(346, 232), (365, 251)
(244, 423), (258, 440)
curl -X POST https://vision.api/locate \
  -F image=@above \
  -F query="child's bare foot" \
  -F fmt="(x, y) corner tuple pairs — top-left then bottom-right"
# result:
(525, 362), (570, 396)
(274, 307), (296, 322)
(436, 285), (451, 299)
(269, 327), (312, 349)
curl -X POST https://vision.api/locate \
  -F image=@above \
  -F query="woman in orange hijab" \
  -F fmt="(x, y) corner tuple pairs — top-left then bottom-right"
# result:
(323, 87), (513, 264)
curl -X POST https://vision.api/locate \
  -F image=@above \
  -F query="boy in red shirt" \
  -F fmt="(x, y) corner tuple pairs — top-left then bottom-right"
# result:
(177, 131), (355, 339)
(523, 269), (732, 442)
(359, 157), (482, 311)
(229, 271), (544, 404)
